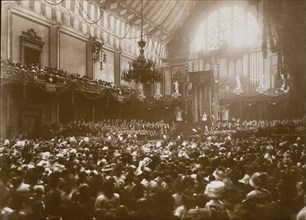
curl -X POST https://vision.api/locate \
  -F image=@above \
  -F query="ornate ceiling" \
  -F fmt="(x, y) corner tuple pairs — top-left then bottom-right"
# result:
(88, 0), (196, 44)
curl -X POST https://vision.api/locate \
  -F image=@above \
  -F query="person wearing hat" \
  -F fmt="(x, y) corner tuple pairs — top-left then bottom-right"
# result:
(220, 186), (258, 220)
(204, 181), (226, 214)
(246, 172), (271, 205)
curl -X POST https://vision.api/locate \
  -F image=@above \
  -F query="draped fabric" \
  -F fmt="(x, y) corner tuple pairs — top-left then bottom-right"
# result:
(220, 93), (289, 120)
(1, 65), (194, 122)
(1, 66), (135, 103)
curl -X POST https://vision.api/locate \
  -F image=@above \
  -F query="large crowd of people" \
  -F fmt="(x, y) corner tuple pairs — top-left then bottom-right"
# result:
(0, 118), (305, 220)
(44, 120), (171, 140)
(43, 118), (305, 140)
(211, 118), (304, 132)
(207, 118), (305, 137)
(1, 58), (119, 88)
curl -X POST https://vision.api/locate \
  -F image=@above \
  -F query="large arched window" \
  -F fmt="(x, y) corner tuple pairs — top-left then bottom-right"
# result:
(191, 6), (260, 53)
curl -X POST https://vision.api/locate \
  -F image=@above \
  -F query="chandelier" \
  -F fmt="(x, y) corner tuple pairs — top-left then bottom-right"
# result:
(121, 0), (162, 84)
(90, 37), (106, 71)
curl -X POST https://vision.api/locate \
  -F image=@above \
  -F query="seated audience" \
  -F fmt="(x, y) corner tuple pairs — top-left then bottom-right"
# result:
(0, 118), (305, 220)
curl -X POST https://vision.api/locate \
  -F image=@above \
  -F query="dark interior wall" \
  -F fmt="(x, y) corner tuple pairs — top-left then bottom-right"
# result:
(1, 85), (53, 139)
(277, 1), (305, 117)
(227, 98), (289, 121)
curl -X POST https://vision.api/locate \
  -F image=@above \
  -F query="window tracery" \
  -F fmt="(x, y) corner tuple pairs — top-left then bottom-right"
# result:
(191, 6), (260, 53)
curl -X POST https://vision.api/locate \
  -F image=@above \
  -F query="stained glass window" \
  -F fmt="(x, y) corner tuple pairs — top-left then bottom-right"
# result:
(191, 6), (260, 53)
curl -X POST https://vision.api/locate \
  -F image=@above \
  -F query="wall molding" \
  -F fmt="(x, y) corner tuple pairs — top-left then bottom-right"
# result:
(59, 28), (88, 43)
(10, 7), (56, 28)
(121, 52), (137, 61)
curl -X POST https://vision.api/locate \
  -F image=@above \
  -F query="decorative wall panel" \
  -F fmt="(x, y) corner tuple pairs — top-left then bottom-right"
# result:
(11, 12), (50, 66)
(59, 32), (86, 76)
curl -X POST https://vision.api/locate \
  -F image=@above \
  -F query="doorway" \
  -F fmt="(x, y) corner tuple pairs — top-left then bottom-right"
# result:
(24, 47), (40, 65)
(20, 108), (41, 138)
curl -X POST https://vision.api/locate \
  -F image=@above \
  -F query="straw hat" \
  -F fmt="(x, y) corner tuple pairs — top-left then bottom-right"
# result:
(204, 181), (225, 198)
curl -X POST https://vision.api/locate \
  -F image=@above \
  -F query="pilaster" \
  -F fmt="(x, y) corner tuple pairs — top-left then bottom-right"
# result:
(114, 50), (121, 86)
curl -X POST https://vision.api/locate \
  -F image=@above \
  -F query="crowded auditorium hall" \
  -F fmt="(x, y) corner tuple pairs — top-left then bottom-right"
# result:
(0, 0), (305, 220)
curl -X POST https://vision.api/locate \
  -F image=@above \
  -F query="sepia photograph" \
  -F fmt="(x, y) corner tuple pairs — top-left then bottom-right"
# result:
(0, 0), (305, 219)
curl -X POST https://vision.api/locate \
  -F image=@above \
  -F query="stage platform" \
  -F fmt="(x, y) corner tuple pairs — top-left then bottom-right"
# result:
(170, 122), (205, 138)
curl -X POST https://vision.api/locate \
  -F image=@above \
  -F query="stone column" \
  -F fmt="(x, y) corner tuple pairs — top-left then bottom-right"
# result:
(50, 25), (60, 68)
(92, 102), (95, 122)
(86, 38), (93, 79)
(193, 85), (198, 122)
(0, 87), (8, 139)
(56, 98), (60, 124)
(114, 50), (121, 86)
(198, 85), (203, 117)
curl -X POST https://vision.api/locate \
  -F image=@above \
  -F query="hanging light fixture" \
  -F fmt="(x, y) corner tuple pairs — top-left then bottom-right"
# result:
(121, 0), (162, 86)
(91, 37), (107, 71)
(100, 51), (107, 71)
